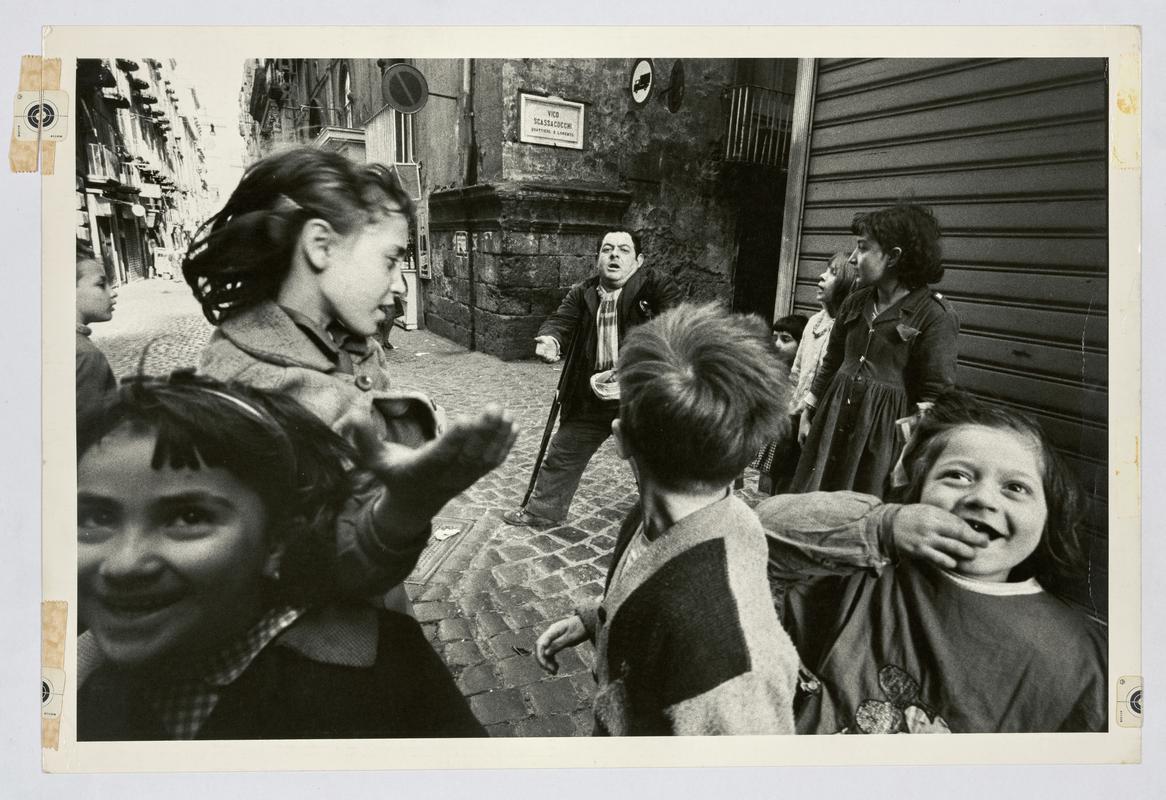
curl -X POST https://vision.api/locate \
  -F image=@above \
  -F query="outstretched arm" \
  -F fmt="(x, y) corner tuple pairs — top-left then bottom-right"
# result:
(758, 491), (988, 583)
(537, 284), (588, 357)
(331, 403), (518, 595)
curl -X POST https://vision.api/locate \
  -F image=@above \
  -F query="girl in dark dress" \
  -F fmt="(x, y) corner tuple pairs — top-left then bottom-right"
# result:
(792, 203), (959, 498)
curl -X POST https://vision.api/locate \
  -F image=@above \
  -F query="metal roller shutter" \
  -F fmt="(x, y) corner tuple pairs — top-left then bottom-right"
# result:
(786, 58), (1108, 618)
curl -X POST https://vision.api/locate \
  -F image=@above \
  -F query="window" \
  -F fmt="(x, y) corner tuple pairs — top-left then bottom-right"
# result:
(393, 109), (414, 163)
(338, 63), (354, 128)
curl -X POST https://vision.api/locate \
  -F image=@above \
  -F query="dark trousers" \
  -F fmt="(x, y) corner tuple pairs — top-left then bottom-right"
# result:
(524, 414), (614, 522)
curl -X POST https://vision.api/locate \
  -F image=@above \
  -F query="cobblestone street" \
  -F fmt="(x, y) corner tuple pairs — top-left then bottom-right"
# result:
(91, 277), (764, 736)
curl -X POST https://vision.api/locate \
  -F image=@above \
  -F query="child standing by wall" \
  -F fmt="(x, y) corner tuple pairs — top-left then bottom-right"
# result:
(76, 374), (483, 739)
(790, 251), (859, 446)
(756, 313), (808, 495)
(761, 392), (1105, 733)
(76, 241), (118, 423)
(535, 303), (798, 735)
(182, 148), (517, 601)
(793, 204), (959, 498)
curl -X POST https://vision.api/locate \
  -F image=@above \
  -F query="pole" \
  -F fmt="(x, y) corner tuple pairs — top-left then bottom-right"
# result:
(520, 329), (582, 508)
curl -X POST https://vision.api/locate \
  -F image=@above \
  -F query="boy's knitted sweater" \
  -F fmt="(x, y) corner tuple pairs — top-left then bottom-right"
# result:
(578, 495), (798, 735)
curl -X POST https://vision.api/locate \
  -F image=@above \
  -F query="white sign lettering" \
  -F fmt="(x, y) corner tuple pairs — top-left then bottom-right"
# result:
(519, 94), (585, 150)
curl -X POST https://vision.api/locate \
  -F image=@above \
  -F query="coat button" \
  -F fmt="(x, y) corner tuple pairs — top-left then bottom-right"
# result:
(355, 375), (374, 391)
(597, 607), (607, 624)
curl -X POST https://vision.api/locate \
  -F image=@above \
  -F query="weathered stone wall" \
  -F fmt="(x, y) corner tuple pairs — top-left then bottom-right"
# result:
(421, 58), (748, 358)
(499, 58), (742, 304)
(427, 183), (631, 361)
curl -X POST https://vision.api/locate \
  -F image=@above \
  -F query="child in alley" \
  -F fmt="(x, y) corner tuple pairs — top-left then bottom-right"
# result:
(535, 303), (799, 735)
(761, 391), (1105, 733)
(76, 241), (118, 423)
(76, 373), (483, 739)
(793, 204), (959, 498)
(182, 148), (518, 607)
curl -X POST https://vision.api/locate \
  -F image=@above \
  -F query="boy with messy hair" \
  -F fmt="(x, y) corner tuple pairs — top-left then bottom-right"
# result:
(535, 302), (799, 735)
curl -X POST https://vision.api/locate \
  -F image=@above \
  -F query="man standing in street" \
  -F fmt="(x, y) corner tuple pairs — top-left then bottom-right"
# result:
(503, 230), (685, 529)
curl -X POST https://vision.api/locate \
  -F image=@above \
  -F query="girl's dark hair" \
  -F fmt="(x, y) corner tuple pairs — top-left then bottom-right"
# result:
(851, 203), (943, 289)
(77, 240), (99, 282)
(888, 391), (1088, 594)
(823, 250), (859, 317)
(182, 147), (415, 325)
(77, 370), (357, 606)
(772, 313), (808, 343)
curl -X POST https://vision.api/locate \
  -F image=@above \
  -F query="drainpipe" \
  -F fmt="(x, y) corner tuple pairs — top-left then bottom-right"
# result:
(464, 58), (477, 350)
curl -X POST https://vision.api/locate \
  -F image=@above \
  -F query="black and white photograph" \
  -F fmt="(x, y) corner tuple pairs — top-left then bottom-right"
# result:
(39, 23), (1141, 773)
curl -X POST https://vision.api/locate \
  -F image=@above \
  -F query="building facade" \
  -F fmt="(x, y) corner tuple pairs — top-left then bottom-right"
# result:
(240, 58), (428, 328)
(76, 58), (215, 285)
(237, 58), (798, 350)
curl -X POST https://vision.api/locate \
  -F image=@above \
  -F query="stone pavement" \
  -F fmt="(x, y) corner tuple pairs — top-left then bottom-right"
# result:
(92, 277), (765, 736)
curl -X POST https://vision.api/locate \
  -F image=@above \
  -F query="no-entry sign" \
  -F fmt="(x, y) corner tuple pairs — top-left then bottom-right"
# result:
(381, 63), (429, 114)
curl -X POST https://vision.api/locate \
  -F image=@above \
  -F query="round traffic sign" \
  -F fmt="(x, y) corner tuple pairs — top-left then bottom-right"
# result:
(381, 63), (429, 114)
(630, 59), (653, 105)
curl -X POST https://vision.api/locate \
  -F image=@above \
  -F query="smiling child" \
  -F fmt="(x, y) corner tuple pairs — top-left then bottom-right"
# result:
(76, 374), (483, 740)
(760, 391), (1105, 733)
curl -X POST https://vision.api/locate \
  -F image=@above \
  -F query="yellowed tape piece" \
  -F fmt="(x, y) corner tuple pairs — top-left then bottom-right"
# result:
(1112, 50), (1141, 170)
(41, 601), (68, 750)
(9, 55), (62, 174)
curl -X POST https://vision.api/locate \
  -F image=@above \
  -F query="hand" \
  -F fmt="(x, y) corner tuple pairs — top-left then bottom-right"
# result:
(534, 336), (560, 363)
(797, 409), (814, 446)
(340, 403), (520, 531)
(535, 615), (588, 674)
(891, 504), (990, 570)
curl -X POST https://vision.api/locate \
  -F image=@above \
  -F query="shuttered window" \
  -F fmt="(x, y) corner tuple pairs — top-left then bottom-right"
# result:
(786, 58), (1108, 618)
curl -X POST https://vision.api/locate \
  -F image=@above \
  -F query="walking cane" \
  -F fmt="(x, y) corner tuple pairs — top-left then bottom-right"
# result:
(521, 331), (582, 508)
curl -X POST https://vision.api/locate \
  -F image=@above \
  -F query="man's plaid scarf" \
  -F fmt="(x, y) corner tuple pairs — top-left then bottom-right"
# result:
(595, 285), (622, 371)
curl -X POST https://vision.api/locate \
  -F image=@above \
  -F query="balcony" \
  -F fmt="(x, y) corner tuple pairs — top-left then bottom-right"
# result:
(313, 126), (366, 162)
(100, 87), (130, 109)
(96, 61), (118, 88)
(129, 76), (150, 91)
(247, 62), (270, 122)
(722, 84), (796, 169)
(116, 58), (140, 73)
(85, 143), (123, 186)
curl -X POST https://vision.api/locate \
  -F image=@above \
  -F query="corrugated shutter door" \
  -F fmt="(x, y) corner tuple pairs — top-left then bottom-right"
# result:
(124, 227), (146, 281)
(792, 58), (1108, 618)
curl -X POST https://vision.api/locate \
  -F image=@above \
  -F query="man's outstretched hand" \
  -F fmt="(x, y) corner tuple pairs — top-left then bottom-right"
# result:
(534, 336), (560, 363)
